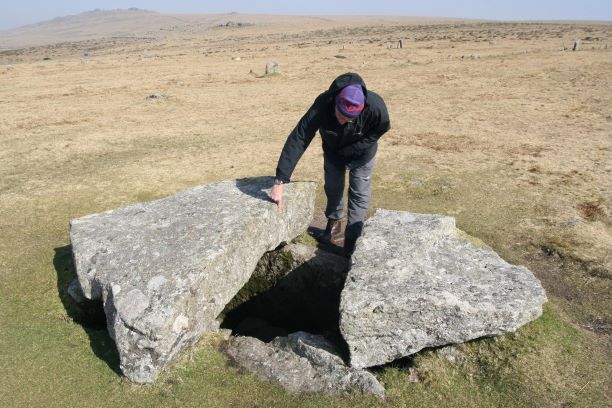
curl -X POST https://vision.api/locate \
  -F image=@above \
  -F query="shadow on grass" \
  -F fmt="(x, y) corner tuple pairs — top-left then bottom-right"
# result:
(53, 245), (122, 376)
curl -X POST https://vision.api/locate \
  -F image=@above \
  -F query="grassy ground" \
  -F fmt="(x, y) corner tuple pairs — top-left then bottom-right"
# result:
(1, 20), (610, 407)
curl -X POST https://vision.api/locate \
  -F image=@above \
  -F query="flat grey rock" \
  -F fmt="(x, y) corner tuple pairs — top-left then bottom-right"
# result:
(340, 209), (547, 369)
(69, 177), (315, 382)
(227, 332), (384, 398)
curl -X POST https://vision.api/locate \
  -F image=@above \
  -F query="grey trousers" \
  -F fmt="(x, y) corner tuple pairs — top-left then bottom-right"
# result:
(324, 154), (376, 240)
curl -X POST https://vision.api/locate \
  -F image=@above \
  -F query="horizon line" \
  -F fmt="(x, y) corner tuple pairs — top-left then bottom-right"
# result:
(2, 8), (611, 31)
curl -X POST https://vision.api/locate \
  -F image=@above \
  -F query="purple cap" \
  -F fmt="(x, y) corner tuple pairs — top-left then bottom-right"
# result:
(335, 84), (365, 118)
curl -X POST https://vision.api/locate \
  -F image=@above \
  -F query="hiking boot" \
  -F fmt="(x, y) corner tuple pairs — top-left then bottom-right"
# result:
(316, 218), (342, 244)
(343, 237), (357, 258)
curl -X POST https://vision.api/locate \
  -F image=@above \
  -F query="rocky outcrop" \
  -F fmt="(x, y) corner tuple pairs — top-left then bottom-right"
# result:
(227, 332), (384, 398)
(69, 177), (315, 383)
(340, 209), (547, 369)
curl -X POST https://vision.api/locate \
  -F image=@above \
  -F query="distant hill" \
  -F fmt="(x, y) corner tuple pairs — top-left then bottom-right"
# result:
(0, 9), (199, 48)
(0, 8), (464, 50)
(0, 9), (339, 49)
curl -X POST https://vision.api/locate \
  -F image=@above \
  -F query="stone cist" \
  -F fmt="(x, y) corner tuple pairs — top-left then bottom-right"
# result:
(270, 72), (390, 256)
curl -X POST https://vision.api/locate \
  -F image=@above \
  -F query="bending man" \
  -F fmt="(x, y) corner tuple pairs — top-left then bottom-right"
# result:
(271, 72), (390, 256)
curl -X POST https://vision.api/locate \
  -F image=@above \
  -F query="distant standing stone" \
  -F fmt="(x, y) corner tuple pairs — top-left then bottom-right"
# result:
(340, 209), (547, 369)
(265, 61), (280, 75)
(573, 40), (581, 51)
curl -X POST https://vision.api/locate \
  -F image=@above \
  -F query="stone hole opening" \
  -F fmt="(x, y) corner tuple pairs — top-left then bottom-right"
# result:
(220, 243), (351, 358)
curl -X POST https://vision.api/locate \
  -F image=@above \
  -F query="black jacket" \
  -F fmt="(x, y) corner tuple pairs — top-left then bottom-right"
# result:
(275, 73), (390, 183)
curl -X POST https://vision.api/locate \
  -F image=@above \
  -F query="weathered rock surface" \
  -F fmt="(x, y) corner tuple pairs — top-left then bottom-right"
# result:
(69, 177), (315, 382)
(340, 209), (547, 369)
(227, 332), (384, 398)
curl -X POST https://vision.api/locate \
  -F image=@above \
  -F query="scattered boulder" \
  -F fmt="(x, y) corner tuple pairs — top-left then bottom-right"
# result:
(265, 61), (280, 75)
(218, 21), (248, 28)
(146, 93), (170, 100)
(69, 177), (315, 382)
(340, 209), (547, 369)
(227, 332), (385, 398)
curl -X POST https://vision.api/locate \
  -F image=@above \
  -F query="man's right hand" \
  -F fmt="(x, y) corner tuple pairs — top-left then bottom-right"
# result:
(270, 183), (284, 211)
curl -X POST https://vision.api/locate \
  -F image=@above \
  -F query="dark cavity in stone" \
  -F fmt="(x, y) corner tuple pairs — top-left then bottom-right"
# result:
(220, 244), (350, 356)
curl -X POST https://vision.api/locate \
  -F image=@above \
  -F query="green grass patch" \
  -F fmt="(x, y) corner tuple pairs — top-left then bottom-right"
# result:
(378, 304), (609, 407)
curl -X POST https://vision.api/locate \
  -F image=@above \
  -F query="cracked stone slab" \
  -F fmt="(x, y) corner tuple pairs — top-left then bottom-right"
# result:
(69, 177), (315, 382)
(340, 209), (547, 369)
(227, 332), (384, 398)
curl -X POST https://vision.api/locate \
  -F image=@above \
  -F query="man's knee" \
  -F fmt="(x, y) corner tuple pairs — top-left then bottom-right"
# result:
(324, 182), (342, 196)
(348, 179), (371, 203)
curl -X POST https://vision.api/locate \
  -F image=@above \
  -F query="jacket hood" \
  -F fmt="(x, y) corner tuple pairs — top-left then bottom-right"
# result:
(327, 72), (368, 100)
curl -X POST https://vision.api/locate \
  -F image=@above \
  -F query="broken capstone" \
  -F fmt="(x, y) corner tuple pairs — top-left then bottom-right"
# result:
(340, 209), (547, 369)
(227, 332), (385, 398)
(69, 177), (315, 383)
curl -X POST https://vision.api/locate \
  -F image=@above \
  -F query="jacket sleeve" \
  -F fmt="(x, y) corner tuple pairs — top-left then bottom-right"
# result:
(338, 108), (390, 158)
(275, 101), (322, 183)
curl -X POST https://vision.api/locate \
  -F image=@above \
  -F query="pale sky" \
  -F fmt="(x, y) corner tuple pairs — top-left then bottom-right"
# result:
(1, 0), (611, 30)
